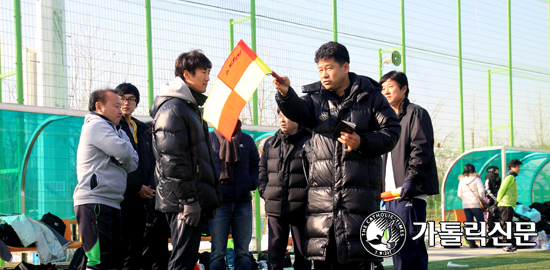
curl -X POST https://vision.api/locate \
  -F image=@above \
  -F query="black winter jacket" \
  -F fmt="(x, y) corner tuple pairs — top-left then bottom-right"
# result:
(258, 128), (312, 218)
(276, 72), (401, 263)
(382, 98), (439, 196)
(120, 117), (155, 206)
(484, 172), (501, 203)
(150, 77), (222, 220)
(210, 131), (260, 203)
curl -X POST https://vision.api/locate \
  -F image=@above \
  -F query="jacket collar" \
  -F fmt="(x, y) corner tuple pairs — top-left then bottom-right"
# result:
(397, 98), (410, 120)
(90, 112), (121, 130)
(272, 127), (310, 147)
(506, 170), (518, 178)
(301, 72), (382, 109)
(120, 116), (147, 129)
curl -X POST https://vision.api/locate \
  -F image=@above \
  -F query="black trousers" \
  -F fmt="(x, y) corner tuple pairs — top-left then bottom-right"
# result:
(498, 206), (516, 247)
(142, 210), (170, 270)
(166, 212), (203, 270)
(487, 205), (501, 235)
(386, 199), (428, 270)
(114, 202), (147, 270)
(312, 227), (375, 270)
(267, 216), (311, 270)
(75, 204), (122, 270)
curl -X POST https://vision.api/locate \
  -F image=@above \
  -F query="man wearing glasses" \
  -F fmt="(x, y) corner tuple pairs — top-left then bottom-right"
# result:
(114, 83), (160, 269)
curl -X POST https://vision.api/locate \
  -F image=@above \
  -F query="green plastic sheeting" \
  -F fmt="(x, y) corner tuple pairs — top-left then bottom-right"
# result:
(441, 146), (550, 221)
(0, 104), (276, 220)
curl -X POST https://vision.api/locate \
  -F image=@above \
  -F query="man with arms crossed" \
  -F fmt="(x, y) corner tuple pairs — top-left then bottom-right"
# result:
(74, 89), (139, 270)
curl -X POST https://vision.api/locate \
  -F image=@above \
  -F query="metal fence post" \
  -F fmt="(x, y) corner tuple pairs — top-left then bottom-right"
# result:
(145, 0), (154, 109)
(457, 0), (464, 153)
(14, 0), (23, 105)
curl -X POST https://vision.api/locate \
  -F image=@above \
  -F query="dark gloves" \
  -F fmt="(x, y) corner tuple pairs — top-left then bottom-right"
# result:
(182, 201), (201, 227)
(399, 178), (418, 201)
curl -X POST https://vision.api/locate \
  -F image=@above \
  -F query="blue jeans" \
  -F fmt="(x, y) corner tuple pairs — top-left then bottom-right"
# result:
(209, 201), (252, 270)
(464, 208), (485, 223)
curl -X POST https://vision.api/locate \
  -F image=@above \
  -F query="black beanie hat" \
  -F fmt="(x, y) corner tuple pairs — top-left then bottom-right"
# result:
(487, 166), (499, 173)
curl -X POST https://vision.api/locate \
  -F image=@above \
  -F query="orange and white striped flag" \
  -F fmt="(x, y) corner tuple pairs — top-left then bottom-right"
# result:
(203, 40), (271, 140)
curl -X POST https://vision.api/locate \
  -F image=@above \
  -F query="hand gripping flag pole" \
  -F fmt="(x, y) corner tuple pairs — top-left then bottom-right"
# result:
(203, 40), (272, 140)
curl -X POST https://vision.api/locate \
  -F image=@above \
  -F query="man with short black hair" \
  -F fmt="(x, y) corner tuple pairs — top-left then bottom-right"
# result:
(113, 83), (161, 270)
(497, 159), (522, 252)
(273, 41), (401, 269)
(484, 166), (501, 241)
(150, 50), (222, 270)
(380, 70), (439, 270)
(259, 109), (311, 270)
(74, 89), (138, 270)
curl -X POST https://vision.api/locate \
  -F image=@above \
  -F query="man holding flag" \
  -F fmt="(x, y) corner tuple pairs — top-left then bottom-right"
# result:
(150, 50), (222, 270)
(273, 41), (401, 269)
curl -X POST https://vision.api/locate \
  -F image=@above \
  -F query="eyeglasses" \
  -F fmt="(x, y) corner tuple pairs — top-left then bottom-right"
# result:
(121, 98), (137, 104)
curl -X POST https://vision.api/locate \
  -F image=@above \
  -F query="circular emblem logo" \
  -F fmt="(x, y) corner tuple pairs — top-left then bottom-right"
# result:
(360, 210), (406, 258)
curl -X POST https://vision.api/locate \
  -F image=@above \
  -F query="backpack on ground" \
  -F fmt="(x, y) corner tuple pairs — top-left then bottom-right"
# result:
(68, 247), (87, 270)
(40, 213), (66, 236)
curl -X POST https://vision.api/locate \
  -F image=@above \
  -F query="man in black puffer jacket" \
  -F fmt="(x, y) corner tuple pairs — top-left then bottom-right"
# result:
(484, 166), (501, 240)
(150, 50), (222, 270)
(259, 109), (312, 270)
(273, 41), (401, 269)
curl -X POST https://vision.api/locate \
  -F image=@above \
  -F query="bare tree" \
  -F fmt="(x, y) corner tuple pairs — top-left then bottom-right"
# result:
(529, 90), (550, 149)
(465, 92), (480, 149)
(428, 100), (460, 221)
(67, 16), (130, 110)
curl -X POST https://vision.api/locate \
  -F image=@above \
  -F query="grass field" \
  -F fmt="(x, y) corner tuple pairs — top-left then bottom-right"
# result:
(384, 250), (550, 270)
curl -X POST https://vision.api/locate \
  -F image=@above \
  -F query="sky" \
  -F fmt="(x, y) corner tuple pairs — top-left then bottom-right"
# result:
(1, 0), (550, 151)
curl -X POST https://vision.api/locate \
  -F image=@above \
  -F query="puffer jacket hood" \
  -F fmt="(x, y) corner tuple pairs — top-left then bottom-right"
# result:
(457, 173), (485, 209)
(161, 77), (196, 103)
(150, 77), (196, 118)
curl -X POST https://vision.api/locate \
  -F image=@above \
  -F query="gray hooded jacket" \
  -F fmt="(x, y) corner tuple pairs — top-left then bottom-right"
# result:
(74, 113), (138, 209)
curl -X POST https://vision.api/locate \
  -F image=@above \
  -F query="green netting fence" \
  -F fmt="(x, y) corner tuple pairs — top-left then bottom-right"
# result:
(0, 104), (275, 221)
(441, 146), (550, 220)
